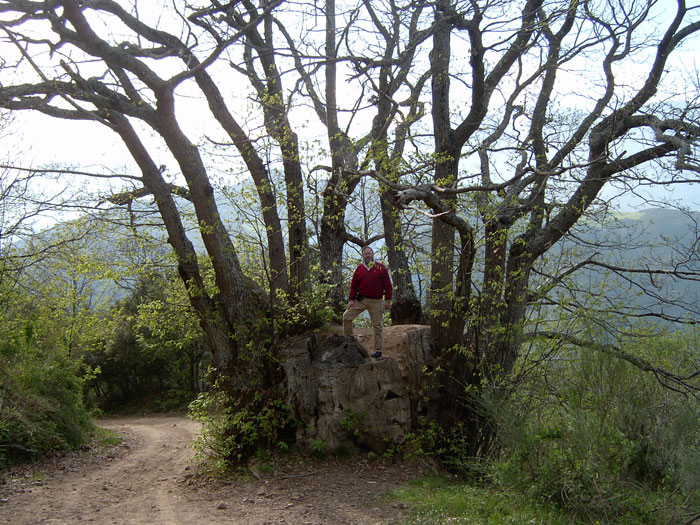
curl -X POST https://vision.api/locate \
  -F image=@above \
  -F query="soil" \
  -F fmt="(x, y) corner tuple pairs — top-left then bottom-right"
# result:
(0, 415), (431, 524)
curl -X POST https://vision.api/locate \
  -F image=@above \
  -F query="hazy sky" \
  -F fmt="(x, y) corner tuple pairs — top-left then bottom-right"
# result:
(2, 1), (700, 217)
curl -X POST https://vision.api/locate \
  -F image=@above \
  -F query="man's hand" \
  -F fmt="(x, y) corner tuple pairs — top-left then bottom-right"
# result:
(347, 299), (355, 309)
(385, 299), (391, 310)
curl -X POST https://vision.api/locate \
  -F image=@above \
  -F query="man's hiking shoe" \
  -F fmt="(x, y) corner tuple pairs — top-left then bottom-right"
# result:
(371, 351), (382, 359)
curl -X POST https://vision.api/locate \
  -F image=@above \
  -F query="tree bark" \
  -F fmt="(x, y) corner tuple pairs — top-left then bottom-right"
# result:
(108, 114), (244, 385)
(381, 194), (421, 324)
(190, 61), (290, 301)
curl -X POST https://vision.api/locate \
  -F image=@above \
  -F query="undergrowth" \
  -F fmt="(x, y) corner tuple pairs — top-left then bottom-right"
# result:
(439, 329), (700, 524)
(188, 381), (296, 474)
(393, 475), (567, 524)
(0, 328), (94, 468)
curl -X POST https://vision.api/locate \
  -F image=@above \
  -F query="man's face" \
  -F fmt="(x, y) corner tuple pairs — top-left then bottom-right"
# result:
(362, 248), (374, 264)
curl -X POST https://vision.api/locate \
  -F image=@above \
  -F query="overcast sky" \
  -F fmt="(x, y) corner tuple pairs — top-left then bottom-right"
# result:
(2, 1), (700, 217)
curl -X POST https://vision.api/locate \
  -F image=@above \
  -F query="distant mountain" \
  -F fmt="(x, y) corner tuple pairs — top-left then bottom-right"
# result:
(544, 207), (700, 325)
(20, 202), (700, 327)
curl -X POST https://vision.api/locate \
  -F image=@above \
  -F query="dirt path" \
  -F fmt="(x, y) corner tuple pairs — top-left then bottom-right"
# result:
(1, 416), (422, 524)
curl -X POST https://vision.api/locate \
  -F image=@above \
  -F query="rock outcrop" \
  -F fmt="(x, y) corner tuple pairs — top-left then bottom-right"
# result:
(279, 325), (433, 454)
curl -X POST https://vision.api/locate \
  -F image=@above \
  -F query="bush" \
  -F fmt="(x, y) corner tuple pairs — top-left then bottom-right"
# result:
(482, 330), (700, 523)
(84, 272), (210, 412)
(0, 333), (93, 467)
(188, 381), (296, 473)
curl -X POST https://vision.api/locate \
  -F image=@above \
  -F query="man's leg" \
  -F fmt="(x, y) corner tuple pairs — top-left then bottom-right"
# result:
(365, 298), (384, 353)
(343, 300), (367, 337)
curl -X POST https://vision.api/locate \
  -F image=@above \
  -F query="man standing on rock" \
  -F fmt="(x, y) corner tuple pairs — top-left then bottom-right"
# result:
(343, 246), (393, 359)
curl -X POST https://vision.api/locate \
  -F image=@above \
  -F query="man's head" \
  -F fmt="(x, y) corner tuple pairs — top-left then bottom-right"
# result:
(361, 246), (374, 265)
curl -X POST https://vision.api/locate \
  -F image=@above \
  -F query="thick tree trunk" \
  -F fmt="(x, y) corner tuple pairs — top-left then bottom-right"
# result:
(282, 140), (311, 301)
(191, 65), (290, 300)
(381, 192), (421, 324)
(429, 178), (457, 349)
(429, 2), (459, 350)
(320, 194), (350, 309)
(109, 114), (247, 387)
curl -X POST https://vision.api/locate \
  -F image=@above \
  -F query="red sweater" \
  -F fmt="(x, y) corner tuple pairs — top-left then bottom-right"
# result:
(349, 262), (393, 301)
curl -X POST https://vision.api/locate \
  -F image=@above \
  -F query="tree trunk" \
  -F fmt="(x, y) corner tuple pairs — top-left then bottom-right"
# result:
(429, 174), (457, 349)
(369, 44), (422, 325)
(320, 194), (351, 309)
(154, 105), (248, 328)
(240, 16), (311, 304)
(109, 114), (245, 386)
(381, 191), (421, 324)
(282, 138), (311, 301)
(191, 65), (290, 301)
(320, 0), (361, 311)
(429, 1), (458, 350)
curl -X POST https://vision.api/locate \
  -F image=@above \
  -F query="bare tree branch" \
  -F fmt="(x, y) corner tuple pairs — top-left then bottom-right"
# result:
(530, 331), (700, 397)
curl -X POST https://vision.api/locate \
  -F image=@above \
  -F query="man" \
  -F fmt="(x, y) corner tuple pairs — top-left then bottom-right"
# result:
(343, 246), (393, 359)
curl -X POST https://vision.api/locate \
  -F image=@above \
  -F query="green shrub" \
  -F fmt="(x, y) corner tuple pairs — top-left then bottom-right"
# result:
(271, 270), (337, 335)
(482, 330), (700, 523)
(0, 338), (93, 467)
(188, 381), (296, 473)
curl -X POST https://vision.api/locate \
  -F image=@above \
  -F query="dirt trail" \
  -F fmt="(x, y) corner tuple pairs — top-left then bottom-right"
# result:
(1, 416), (421, 524)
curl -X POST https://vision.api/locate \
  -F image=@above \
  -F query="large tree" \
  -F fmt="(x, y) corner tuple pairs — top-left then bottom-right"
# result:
(0, 0), (306, 387)
(387, 0), (700, 446)
(2, 0), (700, 454)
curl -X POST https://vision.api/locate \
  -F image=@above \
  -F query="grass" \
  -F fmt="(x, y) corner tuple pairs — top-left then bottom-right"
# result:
(92, 426), (122, 447)
(0, 423), (123, 493)
(391, 475), (569, 525)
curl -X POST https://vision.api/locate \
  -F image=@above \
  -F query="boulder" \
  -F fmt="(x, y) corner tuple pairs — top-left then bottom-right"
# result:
(279, 325), (433, 454)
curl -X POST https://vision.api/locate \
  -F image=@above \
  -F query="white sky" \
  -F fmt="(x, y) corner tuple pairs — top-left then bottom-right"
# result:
(2, 0), (700, 218)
